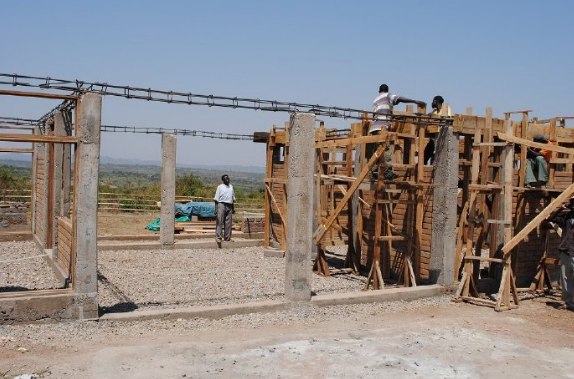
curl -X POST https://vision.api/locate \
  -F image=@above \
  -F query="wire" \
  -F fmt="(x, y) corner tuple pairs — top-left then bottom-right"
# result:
(100, 124), (254, 140)
(0, 72), (412, 123)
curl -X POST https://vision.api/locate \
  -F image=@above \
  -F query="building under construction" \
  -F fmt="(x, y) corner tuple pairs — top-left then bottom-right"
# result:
(264, 106), (574, 311)
(1, 73), (573, 320)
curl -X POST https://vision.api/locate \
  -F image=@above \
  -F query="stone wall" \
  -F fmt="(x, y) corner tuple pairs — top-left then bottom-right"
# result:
(0, 203), (29, 229)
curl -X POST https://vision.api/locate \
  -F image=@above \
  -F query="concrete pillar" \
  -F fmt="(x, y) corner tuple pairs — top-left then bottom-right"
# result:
(285, 113), (315, 301)
(160, 133), (176, 246)
(51, 112), (65, 261)
(74, 92), (101, 313)
(430, 125), (458, 286)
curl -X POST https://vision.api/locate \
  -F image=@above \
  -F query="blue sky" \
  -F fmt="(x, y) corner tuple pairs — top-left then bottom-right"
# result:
(1, 0), (573, 168)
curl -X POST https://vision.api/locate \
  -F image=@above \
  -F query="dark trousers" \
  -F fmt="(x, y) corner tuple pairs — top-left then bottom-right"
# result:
(215, 202), (233, 241)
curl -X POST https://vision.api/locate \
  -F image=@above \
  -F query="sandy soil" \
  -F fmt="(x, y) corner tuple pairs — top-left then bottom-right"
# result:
(1, 295), (573, 379)
(2, 212), (574, 378)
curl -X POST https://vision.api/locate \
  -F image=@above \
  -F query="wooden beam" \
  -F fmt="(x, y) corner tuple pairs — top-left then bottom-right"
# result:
(0, 133), (78, 144)
(264, 184), (287, 229)
(0, 89), (78, 101)
(315, 131), (391, 148)
(0, 147), (34, 153)
(497, 132), (574, 155)
(500, 183), (574, 256)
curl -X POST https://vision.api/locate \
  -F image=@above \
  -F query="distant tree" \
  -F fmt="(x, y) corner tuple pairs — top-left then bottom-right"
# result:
(175, 173), (215, 199)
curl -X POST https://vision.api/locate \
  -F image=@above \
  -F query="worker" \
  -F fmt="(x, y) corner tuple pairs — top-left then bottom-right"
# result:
(424, 95), (452, 165)
(525, 134), (549, 188)
(214, 174), (235, 243)
(366, 84), (426, 179)
(548, 196), (574, 311)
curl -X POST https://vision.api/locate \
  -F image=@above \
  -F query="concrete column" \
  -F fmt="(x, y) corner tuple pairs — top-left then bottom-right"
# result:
(285, 113), (315, 301)
(51, 112), (65, 261)
(430, 125), (458, 286)
(160, 133), (176, 246)
(74, 93), (101, 308)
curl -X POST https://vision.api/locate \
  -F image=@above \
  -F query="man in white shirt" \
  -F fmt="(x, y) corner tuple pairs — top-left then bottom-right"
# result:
(367, 84), (426, 179)
(214, 174), (235, 243)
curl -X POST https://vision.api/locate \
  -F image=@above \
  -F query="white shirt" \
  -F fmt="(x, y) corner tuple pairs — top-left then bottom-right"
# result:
(214, 183), (235, 204)
(430, 104), (452, 117)
(371, 92), (398, 133)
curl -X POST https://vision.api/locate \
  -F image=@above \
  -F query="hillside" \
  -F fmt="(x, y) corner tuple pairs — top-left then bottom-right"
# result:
(0, 158), (265, 194)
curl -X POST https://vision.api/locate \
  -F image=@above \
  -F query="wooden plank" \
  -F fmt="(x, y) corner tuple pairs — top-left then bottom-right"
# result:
(0, 89), (78, 100)
(0, 133), (78, 144)
(315, 131), (390, 148)
(497, 132), (574, 155)
(501, 183), (574, 256)
(0, 147), (34, 153)
(313, 144), (385, 244)
(377, 235), (407, 241)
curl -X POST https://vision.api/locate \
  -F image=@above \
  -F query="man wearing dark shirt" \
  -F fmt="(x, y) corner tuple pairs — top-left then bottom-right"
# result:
(549, 197), (574, 310)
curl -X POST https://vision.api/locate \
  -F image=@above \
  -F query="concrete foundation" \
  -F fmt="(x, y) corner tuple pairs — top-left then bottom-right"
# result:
(430, 126), (458, 286)
(100, 285), (447, 323)
(285, 113), (315, 301)
(0, 290), (98, 323)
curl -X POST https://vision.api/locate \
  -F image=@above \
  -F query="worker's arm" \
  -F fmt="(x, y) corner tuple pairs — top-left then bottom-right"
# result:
(231, 202), (235, 214)
(527, 147), (542, 159)
(395, 96), (426, 108)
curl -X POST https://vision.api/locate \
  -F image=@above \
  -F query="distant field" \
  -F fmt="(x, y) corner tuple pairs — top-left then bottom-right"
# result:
(0, 159), (265, 194)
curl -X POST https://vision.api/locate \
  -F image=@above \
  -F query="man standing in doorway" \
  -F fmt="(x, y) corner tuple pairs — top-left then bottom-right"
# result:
(366, 83), (426, 179)
(214, 174), (235, 243)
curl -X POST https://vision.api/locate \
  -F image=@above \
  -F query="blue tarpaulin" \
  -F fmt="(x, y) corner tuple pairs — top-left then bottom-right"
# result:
(174, 202), (216, 218)
(145, 216), (190, 231)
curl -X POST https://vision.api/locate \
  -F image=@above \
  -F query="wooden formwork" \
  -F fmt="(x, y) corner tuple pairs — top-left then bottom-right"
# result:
(265, 108), (574, 305)
(264, 105), (436, 288)
(453, 110), (574, 310)
(0, 90), (77, 288)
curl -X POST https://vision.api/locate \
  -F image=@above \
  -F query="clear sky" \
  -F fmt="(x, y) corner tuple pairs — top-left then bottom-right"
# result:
(1, 0), (572, 168)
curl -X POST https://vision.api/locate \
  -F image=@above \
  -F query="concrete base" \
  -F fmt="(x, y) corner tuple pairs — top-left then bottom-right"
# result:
(98, 239), (263, 251)
(263, 247), (285, 258)
(97, 232), (264, 241)
(100, 285), (447, 323)
(0, 232), (33, 242)
(0, 289), (98, 323)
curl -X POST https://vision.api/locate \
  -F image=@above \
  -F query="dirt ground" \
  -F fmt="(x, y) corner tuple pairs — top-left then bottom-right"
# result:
(98, 211), (161, 236)
(2, 212), (574, 378)
(1, 295), (574, 379)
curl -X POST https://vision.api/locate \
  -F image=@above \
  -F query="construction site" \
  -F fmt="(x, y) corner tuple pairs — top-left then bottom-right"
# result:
(1, 73), (574, 378)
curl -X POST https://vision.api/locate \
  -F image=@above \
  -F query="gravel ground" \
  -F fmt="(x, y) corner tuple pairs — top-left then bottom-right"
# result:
(0, 241), (368, 313)
(0, 238), (453, 356)
(0, 241), (61, 292)
(0, 295), (453, 349)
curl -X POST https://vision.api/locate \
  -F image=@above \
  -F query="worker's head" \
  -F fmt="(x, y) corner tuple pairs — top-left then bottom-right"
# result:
(432, 95), (444, 110)
(221, 174), (230, 185)
(533, 134), (549, 143)
(379, 84), (389, 93)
